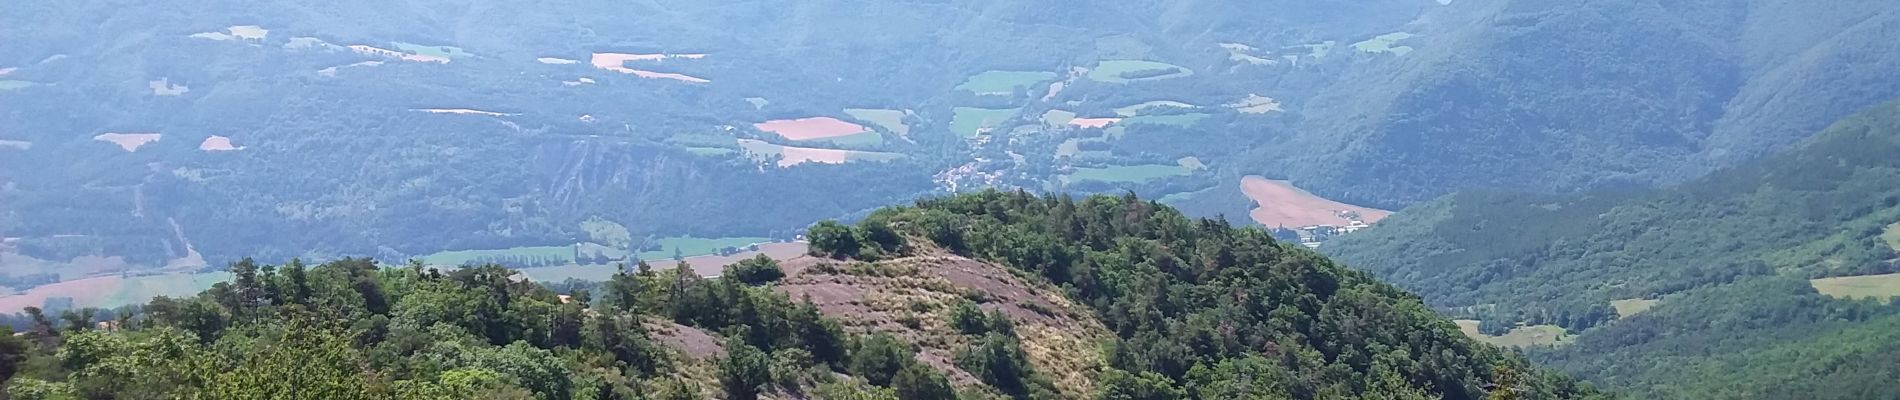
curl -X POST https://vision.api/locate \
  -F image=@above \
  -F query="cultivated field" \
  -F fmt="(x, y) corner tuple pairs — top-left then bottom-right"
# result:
(199, 136), (242, 151)
(518, 242), (809, 280)
(1114, 100), (1198, 117)
(634, 236), (772, 261)
(1454, 320), (1571, 348)
(1065, 164), (1191, 184)
(420, 245), (578, 266)
(1240, 176), (1393, 227)
(956, 70), (1057, 94)
(1041, 109), (1078, 126)
(590, 52), (710, 83)
(94, 133), (161, 152)
(950, 107), (1019, 138)
(393, 42), (472, 59)
(737, 139), (902, 167)
(1811, 273), (1900, 301)
(843, 108), (909, 137)
(1122, 113), (1208, 127)
(1611, 298), (1659, 318)
(1352, 32), (1417, 56)
(1227, 94), (1283, 114)
(413, 108), (514, 116)
(1882, 222), (1900, 251)
(754, 117), (871, 141)
(0, 272), (229, 313)
(1088, 60), (1194, 83)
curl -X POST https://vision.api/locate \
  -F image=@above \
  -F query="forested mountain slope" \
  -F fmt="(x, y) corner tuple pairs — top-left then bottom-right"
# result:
(1325, 101), (1900, 398)
(0, 192), (1608, 399)
(1276, 0), (1900, 207)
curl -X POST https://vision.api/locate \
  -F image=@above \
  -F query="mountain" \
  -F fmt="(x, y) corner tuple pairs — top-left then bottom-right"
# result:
(1270, 0), (1900, 208)
(0, 192), (1606, 399)
(5, 0), (1898, 310)
(1324, 100), (1900, 397)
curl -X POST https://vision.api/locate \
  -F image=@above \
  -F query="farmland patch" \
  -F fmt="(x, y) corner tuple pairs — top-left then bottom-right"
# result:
(1087, 60), (1193, 83)
(950, 107), (1019, 138)
(754, 117), (870, 141)
(1454, 320), (1571, 348)
(1065, 164), (1191, 184)
(148, 78), (188, 96)
(1227, 94), (1283, 114)
(1611, 298), (1659, 318)
(956, 70), (1057, 94)
(1811, 273), (1900, 301)
(1240, 175), (1393, 228)
(1352, 32), (1417, 56)
(94, 133), (161, 152)
(1114, 101), (1198, 117)
(1122, 113), (1208, 127)
(199, 135), (242, 151)
(844, 108), (908, 137)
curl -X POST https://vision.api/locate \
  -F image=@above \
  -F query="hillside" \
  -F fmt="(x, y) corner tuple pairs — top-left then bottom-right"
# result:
(1274, 0), (1900, 208)
(1325, 101), (1900, 397)
(0, 192), (1609, 399)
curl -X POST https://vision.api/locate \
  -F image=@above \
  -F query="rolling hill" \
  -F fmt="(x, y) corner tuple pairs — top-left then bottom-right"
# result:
(1325, 100), (1900, 398)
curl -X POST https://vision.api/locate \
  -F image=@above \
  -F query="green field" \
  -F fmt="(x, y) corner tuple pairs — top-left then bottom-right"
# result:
(1811, 273), (1900, 301)
(420, 245), (576, 266)
(636, 236), (771, 260)
(515, 264), (620, 282)
(392, 42), (473, 58)
(1066, 164), (1191, 184)
(1042, 109), (1078, 126)
(683, 147), (736, 156)
(1114, 101), (1198, 117)
(1882, 222), (1900, 250)
(844, 108), (909, 136)
(0, 81), (37, 91)
(955, 70), (1057, 94)
(1351, 32), (1416, 56)
(1158, 186), (1216, 205)
(950, 107), (1019, 138)
(1611, 298), (1660, 318)
(1455, 320), (1571, 348)
(816, 131), (884, 147)
(107, 272), (231, 307)
(1123, 113), (1209, 127)
(1088, 60), (1194, 83)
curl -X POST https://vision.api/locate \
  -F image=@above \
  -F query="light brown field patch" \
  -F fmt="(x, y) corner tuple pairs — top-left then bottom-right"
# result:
(148, 78), (188, 96)
(1226, 94), (1283, 114)
(0, 275), (123, 312)
(655, 242), (809, 277)
(1240, 175), (1392, 228)
(350, 45), (449, 64)
(737, 139), (899, 167)
(1454, 319), (1571, 348)
(413, 108), (514, 117)
(1811, 273), (1900, 301)
(1611, 298), (1659, 318)
(590, 53), (710, 83)
(199, 135), (242, 151)
(754, 117), (869, 141)
(1069, 117), (1120, 129)
(94, 133), (161, 152)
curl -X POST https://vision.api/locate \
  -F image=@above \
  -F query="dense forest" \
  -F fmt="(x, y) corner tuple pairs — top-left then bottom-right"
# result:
(0, 192), (1609, 399)
(1325, 101), (1900, 397)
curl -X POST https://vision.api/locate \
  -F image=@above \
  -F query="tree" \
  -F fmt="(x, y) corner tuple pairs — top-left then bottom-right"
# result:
(728, 255), (785, 286)
(808, 220), (863, 259)
(891, 362), (955, 400)
(1095, 369), (1182, 400)
(0, 326), (28, 389)
(951, 300), (989, 335)
(720, 339), (772, 400)
(848, 333), (913, 387)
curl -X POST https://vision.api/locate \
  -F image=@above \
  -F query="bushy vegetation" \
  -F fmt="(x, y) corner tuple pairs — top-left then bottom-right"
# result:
(1327, 101), (1900, 397)
(814, 190), (1607, 399)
